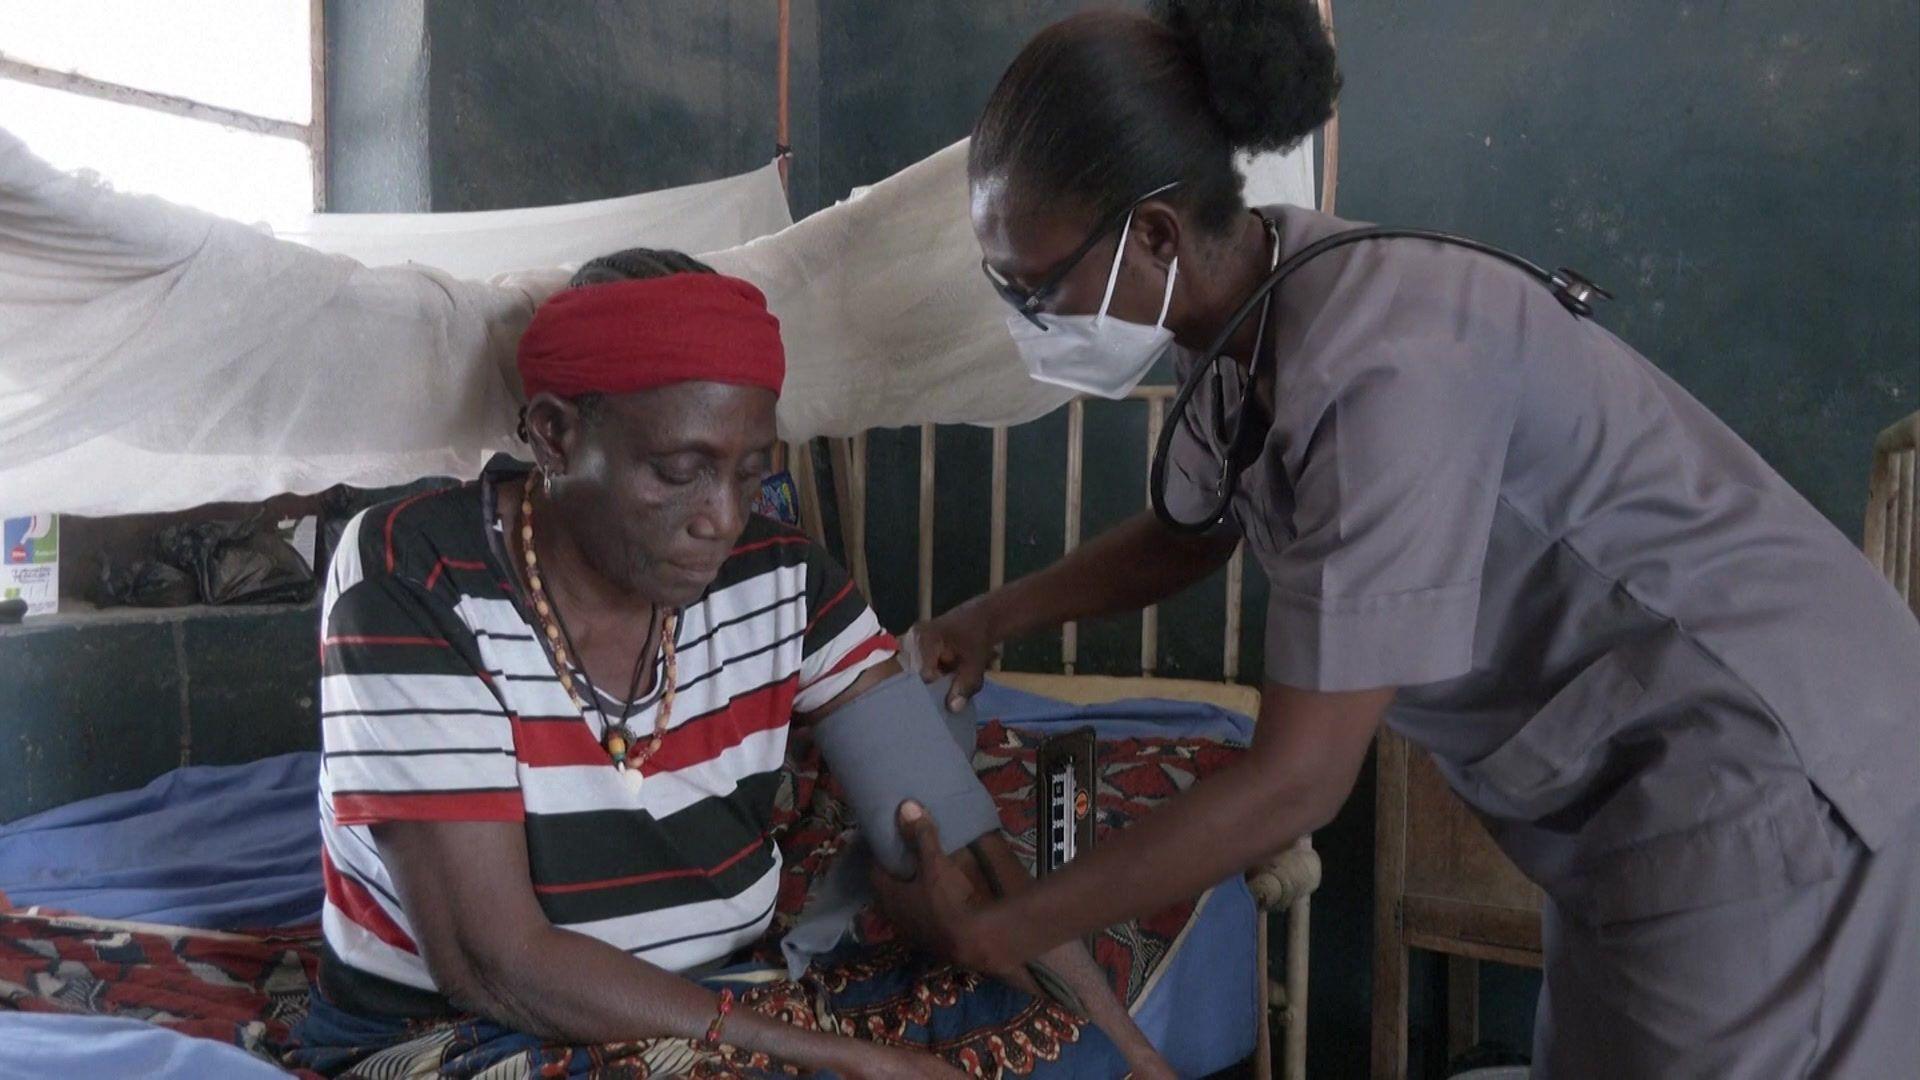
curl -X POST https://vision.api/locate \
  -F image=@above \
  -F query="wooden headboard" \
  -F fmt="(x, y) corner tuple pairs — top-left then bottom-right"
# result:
(788, 386), (1254, 682)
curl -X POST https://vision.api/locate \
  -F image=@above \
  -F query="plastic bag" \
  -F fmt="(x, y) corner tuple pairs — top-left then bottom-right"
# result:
(156, 516), (316, 606)
(96, 557), (198, 608)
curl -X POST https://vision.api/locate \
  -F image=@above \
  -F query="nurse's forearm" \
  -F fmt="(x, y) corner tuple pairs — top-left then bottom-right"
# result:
(981, 511), (1238, 640)
(968, 756), (1326, 968)
(969, 837), (1170, 1071)
(961, 683), (1390, 971)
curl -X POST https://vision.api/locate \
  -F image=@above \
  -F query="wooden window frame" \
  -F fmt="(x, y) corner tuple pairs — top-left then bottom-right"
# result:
(0, 0), (328, 210)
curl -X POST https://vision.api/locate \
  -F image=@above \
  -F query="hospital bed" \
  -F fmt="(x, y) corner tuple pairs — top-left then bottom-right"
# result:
(0, 687), (1286, 1079)
(0, 405), (1321, 1080)
(783, 382), (1324, 1080)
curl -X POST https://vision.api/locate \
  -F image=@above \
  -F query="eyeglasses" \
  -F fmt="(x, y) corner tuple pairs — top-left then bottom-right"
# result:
(980, 181), (1182, 328)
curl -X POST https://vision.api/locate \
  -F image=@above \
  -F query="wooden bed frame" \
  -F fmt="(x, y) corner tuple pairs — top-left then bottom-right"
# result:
(782, 385), (1323, 1080)
(1864, 410), (1918, 618)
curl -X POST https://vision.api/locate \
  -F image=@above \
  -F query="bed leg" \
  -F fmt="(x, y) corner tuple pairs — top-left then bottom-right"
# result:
(1255, 911), (1274, 1080)
(1286, 885), (1311, 1080)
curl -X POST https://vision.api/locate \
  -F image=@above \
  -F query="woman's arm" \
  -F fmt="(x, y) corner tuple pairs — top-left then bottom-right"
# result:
(802, 661), (1173, 1077)
(374, 818), (956, 1078)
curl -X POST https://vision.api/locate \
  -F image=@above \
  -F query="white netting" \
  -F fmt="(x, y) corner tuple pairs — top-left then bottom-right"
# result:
(0, 127), (1312, 516)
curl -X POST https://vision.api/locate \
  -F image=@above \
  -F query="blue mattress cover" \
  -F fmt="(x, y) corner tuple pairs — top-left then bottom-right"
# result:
(0, 1013), (291, 1080)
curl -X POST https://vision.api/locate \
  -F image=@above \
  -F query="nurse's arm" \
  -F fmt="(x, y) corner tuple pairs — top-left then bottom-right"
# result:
(976, 511), (1240, 635)
(877, 682), (1393, 974)
(913, 511), (1237, 705)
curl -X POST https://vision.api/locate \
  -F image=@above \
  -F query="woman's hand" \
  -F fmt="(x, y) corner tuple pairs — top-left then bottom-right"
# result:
(908, 600), (1002, 711)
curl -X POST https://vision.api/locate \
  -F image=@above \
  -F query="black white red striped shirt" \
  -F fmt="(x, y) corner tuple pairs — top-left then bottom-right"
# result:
(315, 463), (893, 1013)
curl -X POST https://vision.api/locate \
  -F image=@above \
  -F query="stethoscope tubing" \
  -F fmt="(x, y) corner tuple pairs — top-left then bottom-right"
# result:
(1149, 227), (1605, 533)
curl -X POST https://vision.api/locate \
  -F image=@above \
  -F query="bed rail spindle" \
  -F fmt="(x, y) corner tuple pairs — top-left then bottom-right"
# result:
(789, 441), (825, 547)
(1225, 545), (1245, 682)
(1142, 396), (1165, 675)
(830, 435), (873, 602)
(990, 425), (1009, 671)
(1896, 448), (1914, 598)
(1063, 399), (1085, 674)
(918, 423), (936, 624)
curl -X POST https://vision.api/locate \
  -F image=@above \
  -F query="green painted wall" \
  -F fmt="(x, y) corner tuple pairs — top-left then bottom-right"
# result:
(4, 3), (1911, 1076)
(816, 4), (1918, 1076)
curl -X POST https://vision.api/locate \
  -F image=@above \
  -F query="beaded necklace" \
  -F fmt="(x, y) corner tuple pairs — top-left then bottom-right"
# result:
(517, 476), (677, 779)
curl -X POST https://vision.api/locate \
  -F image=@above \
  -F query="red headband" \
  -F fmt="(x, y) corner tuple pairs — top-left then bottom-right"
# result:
(516, 273), (785, 401)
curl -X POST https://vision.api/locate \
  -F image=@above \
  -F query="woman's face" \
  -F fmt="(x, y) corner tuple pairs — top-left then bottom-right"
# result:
(971, 172), (1180, 328)
(532, 381), (777, 607)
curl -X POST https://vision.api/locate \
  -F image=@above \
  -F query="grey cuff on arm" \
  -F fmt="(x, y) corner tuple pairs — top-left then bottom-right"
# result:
(810, 670), (1002, 878)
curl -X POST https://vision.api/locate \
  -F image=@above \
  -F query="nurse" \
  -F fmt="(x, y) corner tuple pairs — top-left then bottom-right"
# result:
(877, 2), (1920, 1075)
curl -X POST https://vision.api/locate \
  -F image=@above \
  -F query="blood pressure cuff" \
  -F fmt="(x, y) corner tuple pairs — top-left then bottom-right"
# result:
(811, 670), (1001, 878)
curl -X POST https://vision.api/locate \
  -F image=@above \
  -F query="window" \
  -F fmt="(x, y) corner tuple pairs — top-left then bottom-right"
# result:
(0, 1), (328, 614)
(0, 0), (324, 221)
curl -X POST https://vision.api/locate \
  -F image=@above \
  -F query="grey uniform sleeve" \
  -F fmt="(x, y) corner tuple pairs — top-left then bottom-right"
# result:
(1263, 340), (1519, 691)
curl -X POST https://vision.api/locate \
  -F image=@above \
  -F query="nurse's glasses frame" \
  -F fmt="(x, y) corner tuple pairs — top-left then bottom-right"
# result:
(980, 181), (1182, 328)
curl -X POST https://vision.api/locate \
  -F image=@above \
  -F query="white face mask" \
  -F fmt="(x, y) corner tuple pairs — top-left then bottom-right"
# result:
(1005, 212), (1179, 400)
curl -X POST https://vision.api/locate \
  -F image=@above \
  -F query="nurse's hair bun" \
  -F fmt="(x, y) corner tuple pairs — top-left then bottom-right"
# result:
(1149, 0), (1340, 153)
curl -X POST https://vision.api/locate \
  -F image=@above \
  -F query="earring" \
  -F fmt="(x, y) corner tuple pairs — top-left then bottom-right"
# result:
(543, 471), (554, 496)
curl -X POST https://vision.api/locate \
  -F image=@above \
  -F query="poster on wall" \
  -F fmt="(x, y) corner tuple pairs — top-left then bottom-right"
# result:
(3, 514), (59, 617)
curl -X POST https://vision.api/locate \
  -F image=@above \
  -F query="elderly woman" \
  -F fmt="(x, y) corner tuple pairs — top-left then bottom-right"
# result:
(289, 250), (1169, 1079)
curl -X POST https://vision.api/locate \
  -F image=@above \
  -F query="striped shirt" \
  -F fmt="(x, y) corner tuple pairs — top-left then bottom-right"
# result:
(315, 463), (894, 1016)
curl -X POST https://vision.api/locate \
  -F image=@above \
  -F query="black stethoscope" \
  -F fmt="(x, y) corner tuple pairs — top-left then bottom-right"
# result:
(1148, 226), (1612, 533)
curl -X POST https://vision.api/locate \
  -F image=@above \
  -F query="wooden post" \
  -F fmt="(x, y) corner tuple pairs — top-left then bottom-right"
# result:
(990, 425), (1008, 671)
(1372, 731), (1410, 1080)
(1314, 0), (1339, 215)
(793, 441), (827, 547)
(1286, 850), (1313, 1080)
(1142, 396), (1164, 674)
(1062, 400), (1084, 673)
(918, 423), (936, 624)
(776, 0), (791, 188)
(828, 436), (872, 601)
(1447, 958), (1482, 1062)
(1225, 546), (1245, 681)
(309, 0), (329, 210)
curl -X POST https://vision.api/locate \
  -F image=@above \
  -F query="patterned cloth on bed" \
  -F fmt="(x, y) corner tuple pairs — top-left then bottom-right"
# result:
(2, 720), (1245, 1078)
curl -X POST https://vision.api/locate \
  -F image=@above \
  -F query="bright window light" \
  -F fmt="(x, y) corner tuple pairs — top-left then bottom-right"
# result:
(0, 0), (315, 223)
(0, 0), (312, 123)
(0, 80), (313, 224)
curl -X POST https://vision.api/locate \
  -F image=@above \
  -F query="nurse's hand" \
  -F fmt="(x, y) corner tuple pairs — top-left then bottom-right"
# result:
(908, 600), (1001, 711)
(871, 802), (1019, 979)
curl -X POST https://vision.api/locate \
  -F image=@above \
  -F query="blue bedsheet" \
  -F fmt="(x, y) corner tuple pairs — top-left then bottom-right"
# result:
(0, 1014), (291, 1080)
(0, 683), (1260, 1076)
(0, 750), (323, 928)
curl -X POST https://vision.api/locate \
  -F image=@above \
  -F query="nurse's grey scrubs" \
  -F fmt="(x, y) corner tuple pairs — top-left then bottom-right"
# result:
(1166, 205), (1920, 1078)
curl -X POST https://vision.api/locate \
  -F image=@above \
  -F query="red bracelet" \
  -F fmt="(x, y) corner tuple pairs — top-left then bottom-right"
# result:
(698, 988), (735, 1050)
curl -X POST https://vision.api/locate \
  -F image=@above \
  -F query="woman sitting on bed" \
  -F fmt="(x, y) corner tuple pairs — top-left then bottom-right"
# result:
(292, 250), (1171, 1078)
